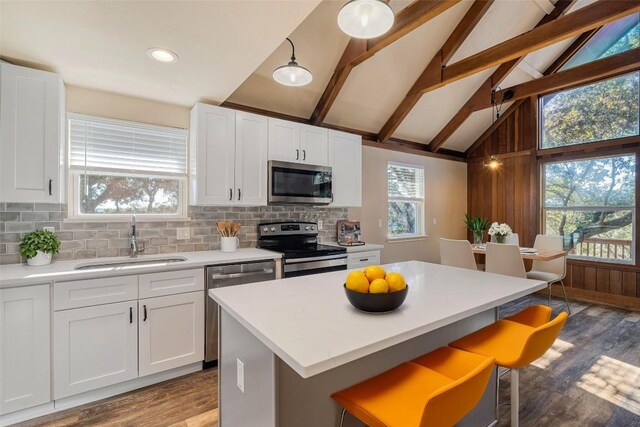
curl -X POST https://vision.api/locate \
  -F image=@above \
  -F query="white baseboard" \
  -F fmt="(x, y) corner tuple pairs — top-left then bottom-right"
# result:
(1, 363), (202, 426)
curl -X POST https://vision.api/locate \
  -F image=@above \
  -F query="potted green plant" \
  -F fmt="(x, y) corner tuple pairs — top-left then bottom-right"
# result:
(464, 214), (490, 245)
(19, 229), (61, 266)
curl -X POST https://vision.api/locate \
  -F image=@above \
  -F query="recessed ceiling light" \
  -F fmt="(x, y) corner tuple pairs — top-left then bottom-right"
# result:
(146, 48), (179, 63)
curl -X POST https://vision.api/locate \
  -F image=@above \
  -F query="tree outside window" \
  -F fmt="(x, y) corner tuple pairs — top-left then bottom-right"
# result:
(387, 163), (424, 238)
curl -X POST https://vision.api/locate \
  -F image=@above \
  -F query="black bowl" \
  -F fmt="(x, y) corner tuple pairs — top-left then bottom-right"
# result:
(343, 284), (409, 313)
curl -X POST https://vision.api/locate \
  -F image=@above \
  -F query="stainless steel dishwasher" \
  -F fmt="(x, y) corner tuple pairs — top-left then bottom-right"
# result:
(205, 259), (279, 366)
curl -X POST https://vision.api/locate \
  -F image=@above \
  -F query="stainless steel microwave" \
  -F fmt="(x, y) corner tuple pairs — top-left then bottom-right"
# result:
(268, 160), (333, 205)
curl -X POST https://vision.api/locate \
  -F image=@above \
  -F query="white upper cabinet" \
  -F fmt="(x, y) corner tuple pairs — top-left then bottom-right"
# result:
(0, 284), (51, 414)
(300, 124), (328, 166)
(0, 62), (65, 203)
(189, 103), (236, 205)
(329, 129), (362, 207)
(268, 119), (329, 166)
(235, 112), (268, 205)
(190, 104), (268, 206)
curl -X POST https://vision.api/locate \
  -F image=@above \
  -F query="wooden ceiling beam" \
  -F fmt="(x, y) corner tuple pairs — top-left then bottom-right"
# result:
(462, 26), (604, 158)
(310, 0), (461, 125)
(377, 0), (494, 143)
(470, 47), (640, 110)
(437, 0), (640, 89)
(429, 4), (598, 153)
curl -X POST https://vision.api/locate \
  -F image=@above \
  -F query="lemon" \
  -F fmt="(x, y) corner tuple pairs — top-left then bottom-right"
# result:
(385, 272), (406, 292)
(346, 270), (370, 293)
(364, 265), (386, 283)
(369, 278), (389, 293)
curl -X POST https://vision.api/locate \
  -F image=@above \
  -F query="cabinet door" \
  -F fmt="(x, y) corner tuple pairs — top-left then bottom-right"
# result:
(53, 302), (138, 399)
(0, 285), (51, 414)
(235, 112), (268, 205)
(347, 251), (381, 270)
(267, 118), (300, 163)
(300, 125), (328, 166)
(329, 130), (362, 207)
(0, 62), (64, 203)
(190, 104), (236, 205)
(138, 292), (204, 377)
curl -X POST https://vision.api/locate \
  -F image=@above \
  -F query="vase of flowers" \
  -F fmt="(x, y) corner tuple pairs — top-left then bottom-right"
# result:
(464, 214), (490, 245)
(488, 222), (512, 244)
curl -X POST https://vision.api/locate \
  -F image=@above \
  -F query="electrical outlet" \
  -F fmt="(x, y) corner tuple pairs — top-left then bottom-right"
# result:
(176, 227), (190, 240)
(377, 219), (382, 228)
(317, 220), (323, 230)
(433, 218), (437, 226)
(43, 226), (55, 233)
(237, 358), (245, 393)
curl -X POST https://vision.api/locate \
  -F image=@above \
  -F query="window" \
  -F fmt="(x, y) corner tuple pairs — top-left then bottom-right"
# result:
(68, 114), (188, 219)
(542, 154), (636, 263)
(387, 162), (424, 238)
(539, 71), (639, 149)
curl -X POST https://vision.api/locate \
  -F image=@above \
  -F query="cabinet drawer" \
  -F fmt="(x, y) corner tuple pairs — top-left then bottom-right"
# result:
(347, 251), (381, 270)
(139, 268), (204, 298)
(54, 275), (138, 310)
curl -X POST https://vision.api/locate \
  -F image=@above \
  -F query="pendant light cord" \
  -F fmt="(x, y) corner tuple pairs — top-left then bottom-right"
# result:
(286, 38), (296, 62)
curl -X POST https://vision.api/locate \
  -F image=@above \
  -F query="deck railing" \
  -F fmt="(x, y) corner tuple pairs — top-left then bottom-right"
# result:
(572, 238), (633, 260)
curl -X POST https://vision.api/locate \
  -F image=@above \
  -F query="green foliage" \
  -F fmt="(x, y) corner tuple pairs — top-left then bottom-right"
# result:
(19, 230), (61, 259)
(464, 215), (490, 233)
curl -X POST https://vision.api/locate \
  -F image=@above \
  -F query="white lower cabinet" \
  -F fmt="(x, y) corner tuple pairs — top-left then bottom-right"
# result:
(347, 251), (381, 270)
(0, 285), (51, 414)
(139, 292), (204, 377)
(53, 302), (138, 399)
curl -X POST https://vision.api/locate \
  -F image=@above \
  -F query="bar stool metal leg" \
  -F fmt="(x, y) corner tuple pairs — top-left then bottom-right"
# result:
(339, 408), (346, 427)
(559, 280), (571, 314)
(511, 368), (519, 427)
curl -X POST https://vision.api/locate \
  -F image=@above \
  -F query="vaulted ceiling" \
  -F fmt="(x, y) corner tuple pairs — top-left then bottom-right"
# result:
(2, 0), (637, 156)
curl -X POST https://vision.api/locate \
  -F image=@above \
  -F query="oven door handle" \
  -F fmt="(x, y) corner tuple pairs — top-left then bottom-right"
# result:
(285, 254), (347, 264)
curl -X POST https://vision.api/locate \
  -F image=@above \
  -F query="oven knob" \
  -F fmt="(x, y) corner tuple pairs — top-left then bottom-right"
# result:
(262, 227), (268, 232)
(310, 226), (315, 230)
(270, 227), (276, 232)
(305, 226), (310, 231)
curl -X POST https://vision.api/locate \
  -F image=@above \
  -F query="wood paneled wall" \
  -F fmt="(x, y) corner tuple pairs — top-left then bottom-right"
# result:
(467, 97), (640, 310)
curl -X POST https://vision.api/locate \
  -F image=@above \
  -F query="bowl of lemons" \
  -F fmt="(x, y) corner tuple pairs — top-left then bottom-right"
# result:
(344, 265), (408, 313)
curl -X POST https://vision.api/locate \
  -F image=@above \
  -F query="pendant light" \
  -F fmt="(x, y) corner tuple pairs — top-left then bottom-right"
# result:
(273, 38), (313, 87)
(338, 0), (394, 39)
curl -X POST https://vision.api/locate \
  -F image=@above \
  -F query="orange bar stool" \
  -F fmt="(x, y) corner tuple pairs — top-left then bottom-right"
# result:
(331, 347), (494, 427)
(450, 305), (568, 427)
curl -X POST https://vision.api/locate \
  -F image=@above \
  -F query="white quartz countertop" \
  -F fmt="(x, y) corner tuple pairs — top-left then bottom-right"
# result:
(0, 248), (281, 288)
(209, 261), (547, 378)
(325, 242), (384, 253)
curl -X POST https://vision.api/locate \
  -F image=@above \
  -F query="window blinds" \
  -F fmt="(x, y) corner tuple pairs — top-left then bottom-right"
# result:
(69, 114), (187, 175)
(387, 163), (424, 199)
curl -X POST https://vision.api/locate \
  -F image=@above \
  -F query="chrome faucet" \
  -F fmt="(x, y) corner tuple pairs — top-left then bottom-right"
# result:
(129, 215), (145, 258)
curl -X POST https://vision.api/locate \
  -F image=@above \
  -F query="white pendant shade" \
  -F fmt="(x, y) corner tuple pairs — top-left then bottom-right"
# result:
(338, 0), (394, 39)
(273, 39), (313, 87)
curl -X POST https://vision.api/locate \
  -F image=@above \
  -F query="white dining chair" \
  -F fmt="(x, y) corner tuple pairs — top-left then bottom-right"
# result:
(490, 233), (520, 246)
(485, 243), (526, 278)
(527, 235), (570, 314)
(440, 238), (479, 270)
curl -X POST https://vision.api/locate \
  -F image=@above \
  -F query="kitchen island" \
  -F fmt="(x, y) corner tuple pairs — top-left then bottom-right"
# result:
(209, 261), (547, 427)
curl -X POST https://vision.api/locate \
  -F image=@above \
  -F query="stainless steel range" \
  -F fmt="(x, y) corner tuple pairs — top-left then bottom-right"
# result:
(258, 221), (347, 277)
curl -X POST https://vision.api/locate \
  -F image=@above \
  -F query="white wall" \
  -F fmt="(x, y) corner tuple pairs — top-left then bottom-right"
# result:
(349, 146), (467, 264)
(66, 85), (190, 129)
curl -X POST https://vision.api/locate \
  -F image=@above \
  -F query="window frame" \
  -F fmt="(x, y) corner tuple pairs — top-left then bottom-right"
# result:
(537, 70), (640, 152)
(66, 113), (189, 221)
(540, 152), (637, 265)
(386, 161), (426, 241)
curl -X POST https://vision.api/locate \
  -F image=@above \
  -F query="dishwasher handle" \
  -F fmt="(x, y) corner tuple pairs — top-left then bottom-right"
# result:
(210, 269), (274, 281)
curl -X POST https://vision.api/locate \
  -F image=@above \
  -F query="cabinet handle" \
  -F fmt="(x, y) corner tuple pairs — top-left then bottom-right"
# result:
(303, 150), (306, 161)
(359, 258), (369, 262)
(49, 179), (52, 196)
(238, 188), (241, 201)
(229, 188), (233, 201)
(129, 307), (133, 324)
(143, 305), (147, 322)
(296, 149), (299, 160)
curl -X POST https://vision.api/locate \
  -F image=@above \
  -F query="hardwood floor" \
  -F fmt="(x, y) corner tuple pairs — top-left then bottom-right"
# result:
(14, 296), (639, 427)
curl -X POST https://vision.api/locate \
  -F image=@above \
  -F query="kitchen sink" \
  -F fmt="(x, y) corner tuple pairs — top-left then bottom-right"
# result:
(74, 256), (188, 270)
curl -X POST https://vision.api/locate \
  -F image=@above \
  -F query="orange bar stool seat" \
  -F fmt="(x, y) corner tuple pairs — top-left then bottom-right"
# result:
(331, 347), (494, 427)
(450, 305), (568, 427)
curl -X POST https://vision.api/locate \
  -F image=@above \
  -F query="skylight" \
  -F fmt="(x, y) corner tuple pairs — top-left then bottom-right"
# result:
(561, 12), (639, 71)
